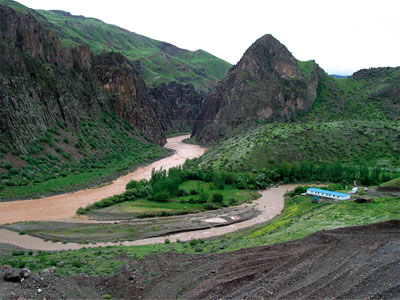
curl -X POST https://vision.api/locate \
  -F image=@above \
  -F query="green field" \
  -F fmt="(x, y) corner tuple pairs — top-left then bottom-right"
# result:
(83, 180), (260, 217)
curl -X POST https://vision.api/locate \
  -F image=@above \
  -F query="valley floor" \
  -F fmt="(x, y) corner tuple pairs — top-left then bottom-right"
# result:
(1, 220), (399, 299)
(0, 135), (206, 225)
(0, 184), (293, 250)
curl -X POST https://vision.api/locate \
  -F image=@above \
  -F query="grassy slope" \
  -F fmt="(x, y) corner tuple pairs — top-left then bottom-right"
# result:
(199, 68), (400, 171)
(0, 0), (231, 91)
(379, 177), (400, 189)
(0, 113), (168, 200)
(199, 120), (400, 171)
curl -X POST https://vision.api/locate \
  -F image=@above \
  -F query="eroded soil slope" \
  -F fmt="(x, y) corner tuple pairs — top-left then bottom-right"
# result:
(1, 220), (399, 299)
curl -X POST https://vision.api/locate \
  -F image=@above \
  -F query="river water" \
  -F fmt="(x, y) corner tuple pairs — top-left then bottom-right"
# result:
(0, 135), (206, 225)
(0, 135), (296, 250)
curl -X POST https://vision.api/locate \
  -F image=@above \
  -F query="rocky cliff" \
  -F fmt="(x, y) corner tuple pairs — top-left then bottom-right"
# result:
(150, 82), (205, 133)
(192, 34), (325, 144)
(0, 4), (165, 153)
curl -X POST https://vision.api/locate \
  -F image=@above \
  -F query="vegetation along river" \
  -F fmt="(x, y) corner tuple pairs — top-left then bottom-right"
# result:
(0, 135), (295, 250)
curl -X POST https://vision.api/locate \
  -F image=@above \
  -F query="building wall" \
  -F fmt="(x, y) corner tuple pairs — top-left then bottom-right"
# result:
(307, 190), (350, 200)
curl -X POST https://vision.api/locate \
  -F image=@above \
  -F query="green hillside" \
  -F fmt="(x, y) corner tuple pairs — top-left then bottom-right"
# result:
(0, 113), (167, 200)
(301, 68), (400, 122)
(199, 120), (400, 171)
(198, 67), (400, 172)
(0, 0), (231, 91)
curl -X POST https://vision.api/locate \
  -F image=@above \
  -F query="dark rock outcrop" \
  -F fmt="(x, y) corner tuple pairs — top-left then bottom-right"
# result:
(150, 82), (205, 133)
(0, 4), (165, 153)
(192, 34), (325, 144)
(2, 267), (30, 282)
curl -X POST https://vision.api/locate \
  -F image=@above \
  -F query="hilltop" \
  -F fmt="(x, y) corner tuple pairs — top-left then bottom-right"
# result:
(192, 34), (400, 172)
(192, 34), (325, 144)
(0, 0), (231, 92)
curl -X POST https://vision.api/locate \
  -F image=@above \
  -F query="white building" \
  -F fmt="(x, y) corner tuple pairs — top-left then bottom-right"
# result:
(307, 188), (351, 200)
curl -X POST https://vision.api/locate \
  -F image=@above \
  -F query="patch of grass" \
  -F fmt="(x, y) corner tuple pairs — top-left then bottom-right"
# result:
(379, 177), (400, 189)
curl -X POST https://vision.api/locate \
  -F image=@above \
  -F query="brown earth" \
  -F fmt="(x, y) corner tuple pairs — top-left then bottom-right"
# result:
(1, 220), (399, 299)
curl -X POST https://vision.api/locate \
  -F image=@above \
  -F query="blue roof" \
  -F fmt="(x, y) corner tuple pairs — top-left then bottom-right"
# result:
(307, 188), (349, 197)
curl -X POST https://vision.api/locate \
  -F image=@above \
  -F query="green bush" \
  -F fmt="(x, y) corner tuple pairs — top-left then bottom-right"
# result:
(177, 188), (188, 196)
(212, 193), (224, 203)
(203, 203), (219, 210)
(0, 145), (7, 154)
(72, 260), (82, 268)
(154, 191), (169, 202)
(9, 168), (19, 175)
(198, 192), (209, 203)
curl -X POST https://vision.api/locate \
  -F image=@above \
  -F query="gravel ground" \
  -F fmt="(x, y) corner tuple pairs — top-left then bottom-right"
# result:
(1, 219), (399, 299)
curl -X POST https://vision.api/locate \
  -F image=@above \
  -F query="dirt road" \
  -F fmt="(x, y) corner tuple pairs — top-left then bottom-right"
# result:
(0, 135), (206, 225)
(0, 185), (296, 250)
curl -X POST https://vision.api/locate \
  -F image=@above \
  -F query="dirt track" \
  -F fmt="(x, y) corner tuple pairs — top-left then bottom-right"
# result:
(1, 220), (399, 299)
(0, 135), (206, 225)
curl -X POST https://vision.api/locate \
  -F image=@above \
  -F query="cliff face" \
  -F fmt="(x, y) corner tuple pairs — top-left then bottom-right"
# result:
(192, 34), (325, 144)
(92, 52), (165, 144)
(0, 4), (165, 153)
(150, 82), (205, 133)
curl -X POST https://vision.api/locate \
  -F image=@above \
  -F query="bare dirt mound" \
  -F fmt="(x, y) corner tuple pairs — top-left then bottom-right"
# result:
(1, 220), (400, 299)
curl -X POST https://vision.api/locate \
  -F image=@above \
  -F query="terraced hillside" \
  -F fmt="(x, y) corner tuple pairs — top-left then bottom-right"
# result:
(0, 0), (231, 92)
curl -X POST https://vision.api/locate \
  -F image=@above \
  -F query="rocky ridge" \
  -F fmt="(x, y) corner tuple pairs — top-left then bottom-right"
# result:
(192, 34), (325, 144)
(0, 4), (165, 153)
(150, 82), (205, 133)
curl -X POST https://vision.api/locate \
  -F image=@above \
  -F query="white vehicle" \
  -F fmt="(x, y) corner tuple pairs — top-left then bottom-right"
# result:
(351, 187), (359, 194)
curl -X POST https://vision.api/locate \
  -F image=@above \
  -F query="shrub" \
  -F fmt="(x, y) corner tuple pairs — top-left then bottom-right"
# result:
(154, 191), (169, 202)
(177, 188), (188, 196)
(228, 198), (238, 206)
(9, 168), (19, 175)
(164, 238), (170, 244)
(4, 163), (12, 170)
(12, 251), (25, 256)
(198, 192), (209, 203)
(203, 203), (218, 210)
(72, 260), (82, 268)
(0, 145), (7, 154)
(212, 193), (224, 203)
(190, 189), (198, 195)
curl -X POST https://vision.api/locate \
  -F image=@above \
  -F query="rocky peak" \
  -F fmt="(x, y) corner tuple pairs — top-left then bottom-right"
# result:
(351, 67), (400, 80)
(192, 34), (325, 144)
(235, 34), (299, 81)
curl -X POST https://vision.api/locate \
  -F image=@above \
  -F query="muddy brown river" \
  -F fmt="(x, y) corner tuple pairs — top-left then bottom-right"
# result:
(0, 135), (296, 250)
(0, 135), (206, 225)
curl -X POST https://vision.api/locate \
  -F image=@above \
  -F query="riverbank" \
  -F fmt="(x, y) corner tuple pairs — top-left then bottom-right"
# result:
(0, 135), (207, 225)
(0, 184), (294, 250)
